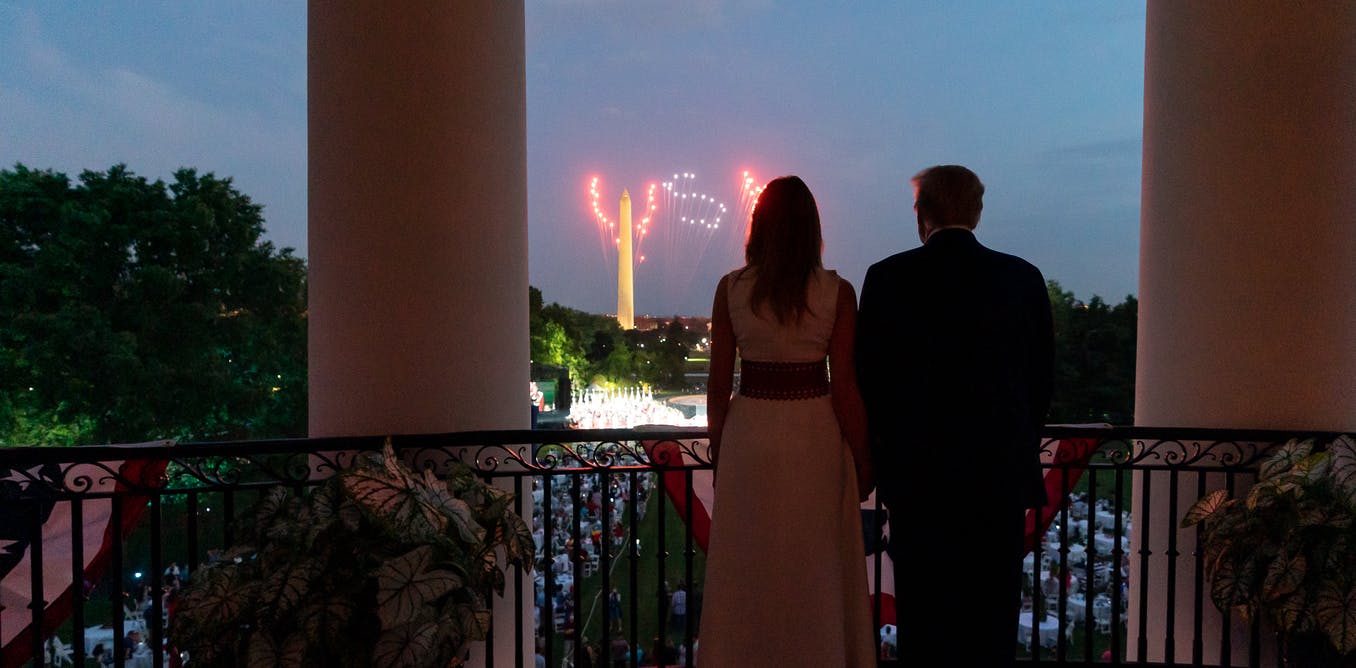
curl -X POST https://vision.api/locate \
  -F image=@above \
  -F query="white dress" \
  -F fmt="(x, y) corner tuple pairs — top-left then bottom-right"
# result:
(698, 266), (874, 667)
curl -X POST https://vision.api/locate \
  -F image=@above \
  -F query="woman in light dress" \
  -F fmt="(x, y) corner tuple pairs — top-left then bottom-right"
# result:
(698, 175), (875, 666)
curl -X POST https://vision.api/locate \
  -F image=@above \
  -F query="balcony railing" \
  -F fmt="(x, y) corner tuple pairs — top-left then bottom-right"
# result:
(0, 426), (1332, 667)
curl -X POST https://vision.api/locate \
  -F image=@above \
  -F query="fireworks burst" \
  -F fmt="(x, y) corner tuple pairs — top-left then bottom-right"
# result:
(725, 170), (766, 259)
(586, 169), (766, 312)
(589, 176), (616, 263)
(654, 172), (732, 298)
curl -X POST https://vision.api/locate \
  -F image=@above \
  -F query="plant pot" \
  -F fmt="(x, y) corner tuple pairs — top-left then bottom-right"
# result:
(1283, 632), (1356, 668)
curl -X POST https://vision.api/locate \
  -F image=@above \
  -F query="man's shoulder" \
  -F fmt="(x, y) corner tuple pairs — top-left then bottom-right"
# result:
(989, 249), (1046, 283)
(866, 247), (924, 276)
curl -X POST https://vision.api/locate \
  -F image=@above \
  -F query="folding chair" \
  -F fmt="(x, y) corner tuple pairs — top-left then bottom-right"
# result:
(46, 637), (73, 667)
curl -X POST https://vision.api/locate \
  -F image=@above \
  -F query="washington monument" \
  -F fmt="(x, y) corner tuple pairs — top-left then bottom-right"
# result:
(617, 189), (634, 329)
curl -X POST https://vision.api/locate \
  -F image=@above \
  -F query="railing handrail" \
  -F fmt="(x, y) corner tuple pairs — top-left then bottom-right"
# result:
(3, 423), (1345, 465)
(0, 427), (709, 464)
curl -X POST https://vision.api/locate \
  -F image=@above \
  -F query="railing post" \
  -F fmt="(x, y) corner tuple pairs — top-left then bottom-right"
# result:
(70, 500), (86, 664)
(1135, 461), (1151, 661)
(28, 499), (45, 668)
(628, 469), (641, 668)
(655, 465), (668, 667)
(682, 468), (695, 667)
(571, 472), (585, 664)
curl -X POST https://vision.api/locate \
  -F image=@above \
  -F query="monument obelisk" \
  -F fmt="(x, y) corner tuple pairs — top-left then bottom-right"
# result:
(616, 189), (635, 329)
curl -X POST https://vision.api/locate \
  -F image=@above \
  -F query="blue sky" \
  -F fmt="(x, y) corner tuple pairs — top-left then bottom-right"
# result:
(1, 1), (1145, 316)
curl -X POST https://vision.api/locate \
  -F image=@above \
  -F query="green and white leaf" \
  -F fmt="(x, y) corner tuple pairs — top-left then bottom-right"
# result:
(311, 484), (341, 524)
(1271, 589), (1307, 632)
(343, 465), (444, 539)
(376, 545), (462, 628)
(1292, 451), (1332, 486)
(445, 602), (492, 642)
(1261, 552), (1306, 604)
(379, 439), (423, 489)
(497, 511), (536, 566)
(248, 632), (307, 668)
(1182, 489), (1232, 528)
(252, 486), (290, 527)
(1314, 582), (1356, 655)
(1330, 434), (1356, 497)
(1298, 502), (1354, 529)
(1246, 478), (1285, 511)
(1210, 555), (1256, 612)
(417, 474), (485, 544)
(262, 557), (320, 619)
(1260, 439), (1313, 481)
(372, 621), (441, 668)
(299, 595), (358, 646)
(178, 564), (251, 627)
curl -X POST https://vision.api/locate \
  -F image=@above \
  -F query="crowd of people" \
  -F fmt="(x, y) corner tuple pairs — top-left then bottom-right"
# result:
(531, 458), (712, 667)
(1024, 494), (1134, 642)
(537, 585), (698, 668)
(79, 561), (187, 667)
(565, 387), (699, 429)
(532, 465), (652, 633)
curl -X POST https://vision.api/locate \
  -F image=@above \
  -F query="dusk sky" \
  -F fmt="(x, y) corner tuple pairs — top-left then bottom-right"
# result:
(2, 2), (1145, 317)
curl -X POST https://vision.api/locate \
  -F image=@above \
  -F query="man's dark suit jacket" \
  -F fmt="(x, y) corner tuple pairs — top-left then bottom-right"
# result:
(856, 226), (1054, 665)
(857, 227), (1054, 512)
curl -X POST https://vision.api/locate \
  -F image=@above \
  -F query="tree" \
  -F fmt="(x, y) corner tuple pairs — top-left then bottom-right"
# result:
(1046, 280), (1137, 424)
(0, 164), (307, 445)
(526, 281), (1138, 406)
(529, 291), (647, 388)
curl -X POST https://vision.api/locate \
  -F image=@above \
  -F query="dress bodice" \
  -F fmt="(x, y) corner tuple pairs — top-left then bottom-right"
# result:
(723, 266), (840, 362)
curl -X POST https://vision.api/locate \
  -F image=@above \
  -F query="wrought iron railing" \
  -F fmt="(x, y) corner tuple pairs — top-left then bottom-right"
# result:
(0, 426), (1336, 667)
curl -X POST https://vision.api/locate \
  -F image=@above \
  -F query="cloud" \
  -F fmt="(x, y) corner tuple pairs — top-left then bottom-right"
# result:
(19, 24), (288, 157)
(1043, 137), (1141, 163)
(0, 9), (308, 255)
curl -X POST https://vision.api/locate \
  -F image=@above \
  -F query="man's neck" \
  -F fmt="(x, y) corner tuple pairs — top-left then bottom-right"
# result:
(924, 224), (973, 242)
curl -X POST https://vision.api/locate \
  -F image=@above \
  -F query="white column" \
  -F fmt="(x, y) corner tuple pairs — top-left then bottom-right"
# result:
(308, 2), (529, 664)
(1134, 1), (1356, 664)
(309, 2), (527, 435)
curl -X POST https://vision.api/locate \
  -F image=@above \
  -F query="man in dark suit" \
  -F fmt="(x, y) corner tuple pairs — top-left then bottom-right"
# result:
(857, 165), (1053, 667)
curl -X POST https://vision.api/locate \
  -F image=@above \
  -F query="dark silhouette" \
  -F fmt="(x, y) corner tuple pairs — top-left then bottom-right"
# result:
(701, 175), (874, 665)
(857, 165), (1054, 667)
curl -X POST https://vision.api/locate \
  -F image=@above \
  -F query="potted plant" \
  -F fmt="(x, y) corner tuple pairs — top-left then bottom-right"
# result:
(1181, 436), (1356, 666)
(171, 440), (535, 667)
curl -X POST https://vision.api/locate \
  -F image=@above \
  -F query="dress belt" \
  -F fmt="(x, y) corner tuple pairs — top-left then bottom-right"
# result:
(738, 359), (830, 400)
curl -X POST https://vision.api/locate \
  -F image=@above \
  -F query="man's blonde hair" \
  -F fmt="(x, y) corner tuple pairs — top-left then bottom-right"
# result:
(911, 165), (985, 229)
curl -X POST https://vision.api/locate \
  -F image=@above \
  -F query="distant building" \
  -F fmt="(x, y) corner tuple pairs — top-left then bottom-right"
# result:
(633, 315), (711, 333)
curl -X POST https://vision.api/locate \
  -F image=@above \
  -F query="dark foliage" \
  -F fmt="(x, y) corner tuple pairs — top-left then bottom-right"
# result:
(1046, 281), (1136, 425)
(0, 164), (306, 444)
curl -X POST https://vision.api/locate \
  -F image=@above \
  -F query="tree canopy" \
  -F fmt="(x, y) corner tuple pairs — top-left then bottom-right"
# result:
(530, 280), (1137, 421)
(0, 164), (307, 445)
(1046, 280), (1137, 424)
(529, 287), (702, 391)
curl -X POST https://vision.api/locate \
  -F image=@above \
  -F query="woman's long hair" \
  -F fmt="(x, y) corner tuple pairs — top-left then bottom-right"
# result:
(743, 175), (823, 324)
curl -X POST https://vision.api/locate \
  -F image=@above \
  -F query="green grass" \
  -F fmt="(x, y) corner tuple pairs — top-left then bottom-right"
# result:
(1015, 623), (1126, 662)
(1071, 451), (1135, 509)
